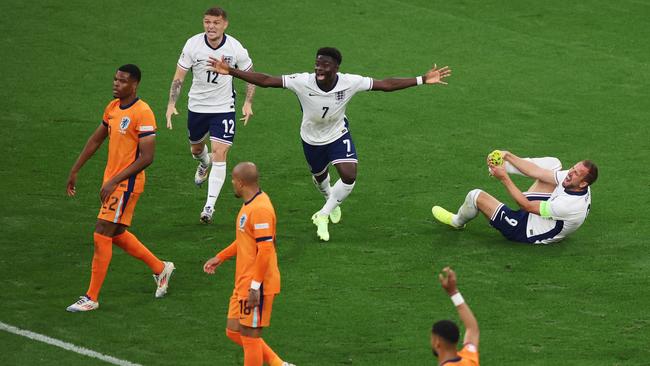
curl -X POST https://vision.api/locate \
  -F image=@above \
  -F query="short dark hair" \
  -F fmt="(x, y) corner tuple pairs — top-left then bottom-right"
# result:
(118, 64), (141, 82)
(204, 7), (227, 19)
(581, 160), (598, 186)
(432, 320), (460, 344)
(317, 47), (342, 65)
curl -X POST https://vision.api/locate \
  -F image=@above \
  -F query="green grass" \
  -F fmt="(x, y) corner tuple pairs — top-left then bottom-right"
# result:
(1, 0), (649, 365)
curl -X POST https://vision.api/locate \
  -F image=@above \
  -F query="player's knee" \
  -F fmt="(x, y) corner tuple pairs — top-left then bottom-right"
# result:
(341, 175), (356, 185)
(549, 157), (562, 171)
(190, 144), (204, 156)
(466, 189), (483, 207)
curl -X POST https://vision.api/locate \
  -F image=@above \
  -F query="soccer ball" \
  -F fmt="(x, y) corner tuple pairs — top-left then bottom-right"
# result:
(487, 150), (504, 166)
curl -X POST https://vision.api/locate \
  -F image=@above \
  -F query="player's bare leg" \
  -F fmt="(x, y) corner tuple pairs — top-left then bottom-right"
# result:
(191, 141), (211, 186)
(200, 141), (229, 224)
(432, 190), (501, 228)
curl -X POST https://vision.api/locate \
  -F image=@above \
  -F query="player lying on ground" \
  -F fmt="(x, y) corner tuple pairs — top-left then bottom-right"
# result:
(66, 64), (174, 312)
(203, 162), (293, 366)
(432, 267), (479, 365)
(432, 150), (598, 244)
(209, 47), (451, 241)
(166, 6), (256, 224)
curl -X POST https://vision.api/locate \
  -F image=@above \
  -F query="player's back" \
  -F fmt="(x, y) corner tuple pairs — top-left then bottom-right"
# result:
(443, 344), (479, 366)
(102, 98), (157, 193)
(233, 191), (281, 297)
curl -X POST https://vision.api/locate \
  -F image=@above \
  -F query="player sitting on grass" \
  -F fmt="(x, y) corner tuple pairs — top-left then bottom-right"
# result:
(432, 150), (597, 244)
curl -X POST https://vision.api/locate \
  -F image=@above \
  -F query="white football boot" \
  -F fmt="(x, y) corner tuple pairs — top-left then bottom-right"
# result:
(200, 206), (214, 224)
(154, 261), (175, 298)
(195, 163), (209, 186)
(66, 295), (99, 312)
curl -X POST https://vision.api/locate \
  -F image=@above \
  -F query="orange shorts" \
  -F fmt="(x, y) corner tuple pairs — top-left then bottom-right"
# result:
(227, 289), (275, 328)
(97, 190), (139, 226)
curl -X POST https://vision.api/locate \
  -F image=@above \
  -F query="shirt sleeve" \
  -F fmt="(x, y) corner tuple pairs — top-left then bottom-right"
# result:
(234, 42), (253, 71)
(555, 170), (568, 185)
(177, 39), (193, 70)
(458, 343), (479, 364)
(137, 107), (157, 138)
(251, 208), (275, 244)
(350, 74), (373, 93)
(282, 73), (307, 92)
(102, 103), (111, 126)
(546, 196), (574, 220)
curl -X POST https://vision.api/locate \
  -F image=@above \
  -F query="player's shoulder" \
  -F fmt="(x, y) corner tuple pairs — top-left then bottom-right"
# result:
(182, 33), (207, 50)
(105, 98), (120, 109)
(254, 192), (276, 211)
(223, 33), (245, 47)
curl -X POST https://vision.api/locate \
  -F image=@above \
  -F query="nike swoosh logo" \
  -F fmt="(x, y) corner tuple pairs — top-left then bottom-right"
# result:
(346, 153), (355, 157)
(308, 93), (321, 96)
(223, 134), (233, 138)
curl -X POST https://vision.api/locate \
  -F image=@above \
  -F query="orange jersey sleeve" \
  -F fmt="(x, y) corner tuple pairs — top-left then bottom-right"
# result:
(216, 241), (237, 262)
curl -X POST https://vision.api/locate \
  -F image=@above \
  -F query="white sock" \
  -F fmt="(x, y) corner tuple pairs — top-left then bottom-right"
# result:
(506, 157), (562, 175)
(319, 180), (355, 216)
(312, 175), (331, 200)
(192, 145), (211, 167)
(205, 161), (226, 209)
(452, 189), (481, 227)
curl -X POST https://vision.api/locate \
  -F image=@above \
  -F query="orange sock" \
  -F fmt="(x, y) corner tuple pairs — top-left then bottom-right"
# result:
(226, 329), (283, 365)
(241, 335), (263, 366)
(226, 328), (243, 346)
(113, 231), (164, 274)
(86, 233), (113, 301)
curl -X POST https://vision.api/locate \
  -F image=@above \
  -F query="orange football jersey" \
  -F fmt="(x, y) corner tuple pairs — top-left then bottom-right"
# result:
(442, 344), (479, 366)
(232, 191), (281, 297)
(101, 98), (156, 194)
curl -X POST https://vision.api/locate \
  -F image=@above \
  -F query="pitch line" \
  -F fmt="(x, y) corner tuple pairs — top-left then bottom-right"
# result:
(0, 321), (142, 366)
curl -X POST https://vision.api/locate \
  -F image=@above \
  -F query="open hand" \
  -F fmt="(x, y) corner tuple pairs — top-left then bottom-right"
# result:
(209, 56), (231, 75)
(424, 64), (452, 85)
(203, 257), (223, 274)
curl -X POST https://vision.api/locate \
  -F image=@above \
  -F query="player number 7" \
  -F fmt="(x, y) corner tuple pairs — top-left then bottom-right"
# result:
(321, 106), (329, 119)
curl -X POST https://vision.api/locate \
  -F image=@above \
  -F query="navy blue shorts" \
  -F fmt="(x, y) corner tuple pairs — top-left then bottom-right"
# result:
(302, 130), (358, 175)
(489, 194), (550, 243)
(187, 111), (236, 145)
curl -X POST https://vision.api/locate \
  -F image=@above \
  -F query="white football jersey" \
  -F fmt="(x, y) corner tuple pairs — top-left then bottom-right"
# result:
(282, 72), (373, 145)
(526, 170), (592, 244)
(178, 33), (252, 113)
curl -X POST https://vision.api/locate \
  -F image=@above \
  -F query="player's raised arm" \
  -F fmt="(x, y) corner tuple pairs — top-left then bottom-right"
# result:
(166, 66), (188, 129)
(371, 64), (451, 91)
(209, 56), (283, 88)
(439, 267), (479, 349)
(67, 123), (109, 196)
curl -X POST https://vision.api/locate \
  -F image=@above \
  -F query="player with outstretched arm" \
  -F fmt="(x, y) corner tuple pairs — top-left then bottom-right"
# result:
(210, 47), (451, 241)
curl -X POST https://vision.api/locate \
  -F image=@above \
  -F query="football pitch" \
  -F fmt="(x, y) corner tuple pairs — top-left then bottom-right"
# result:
(1, 0), (649, 364)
